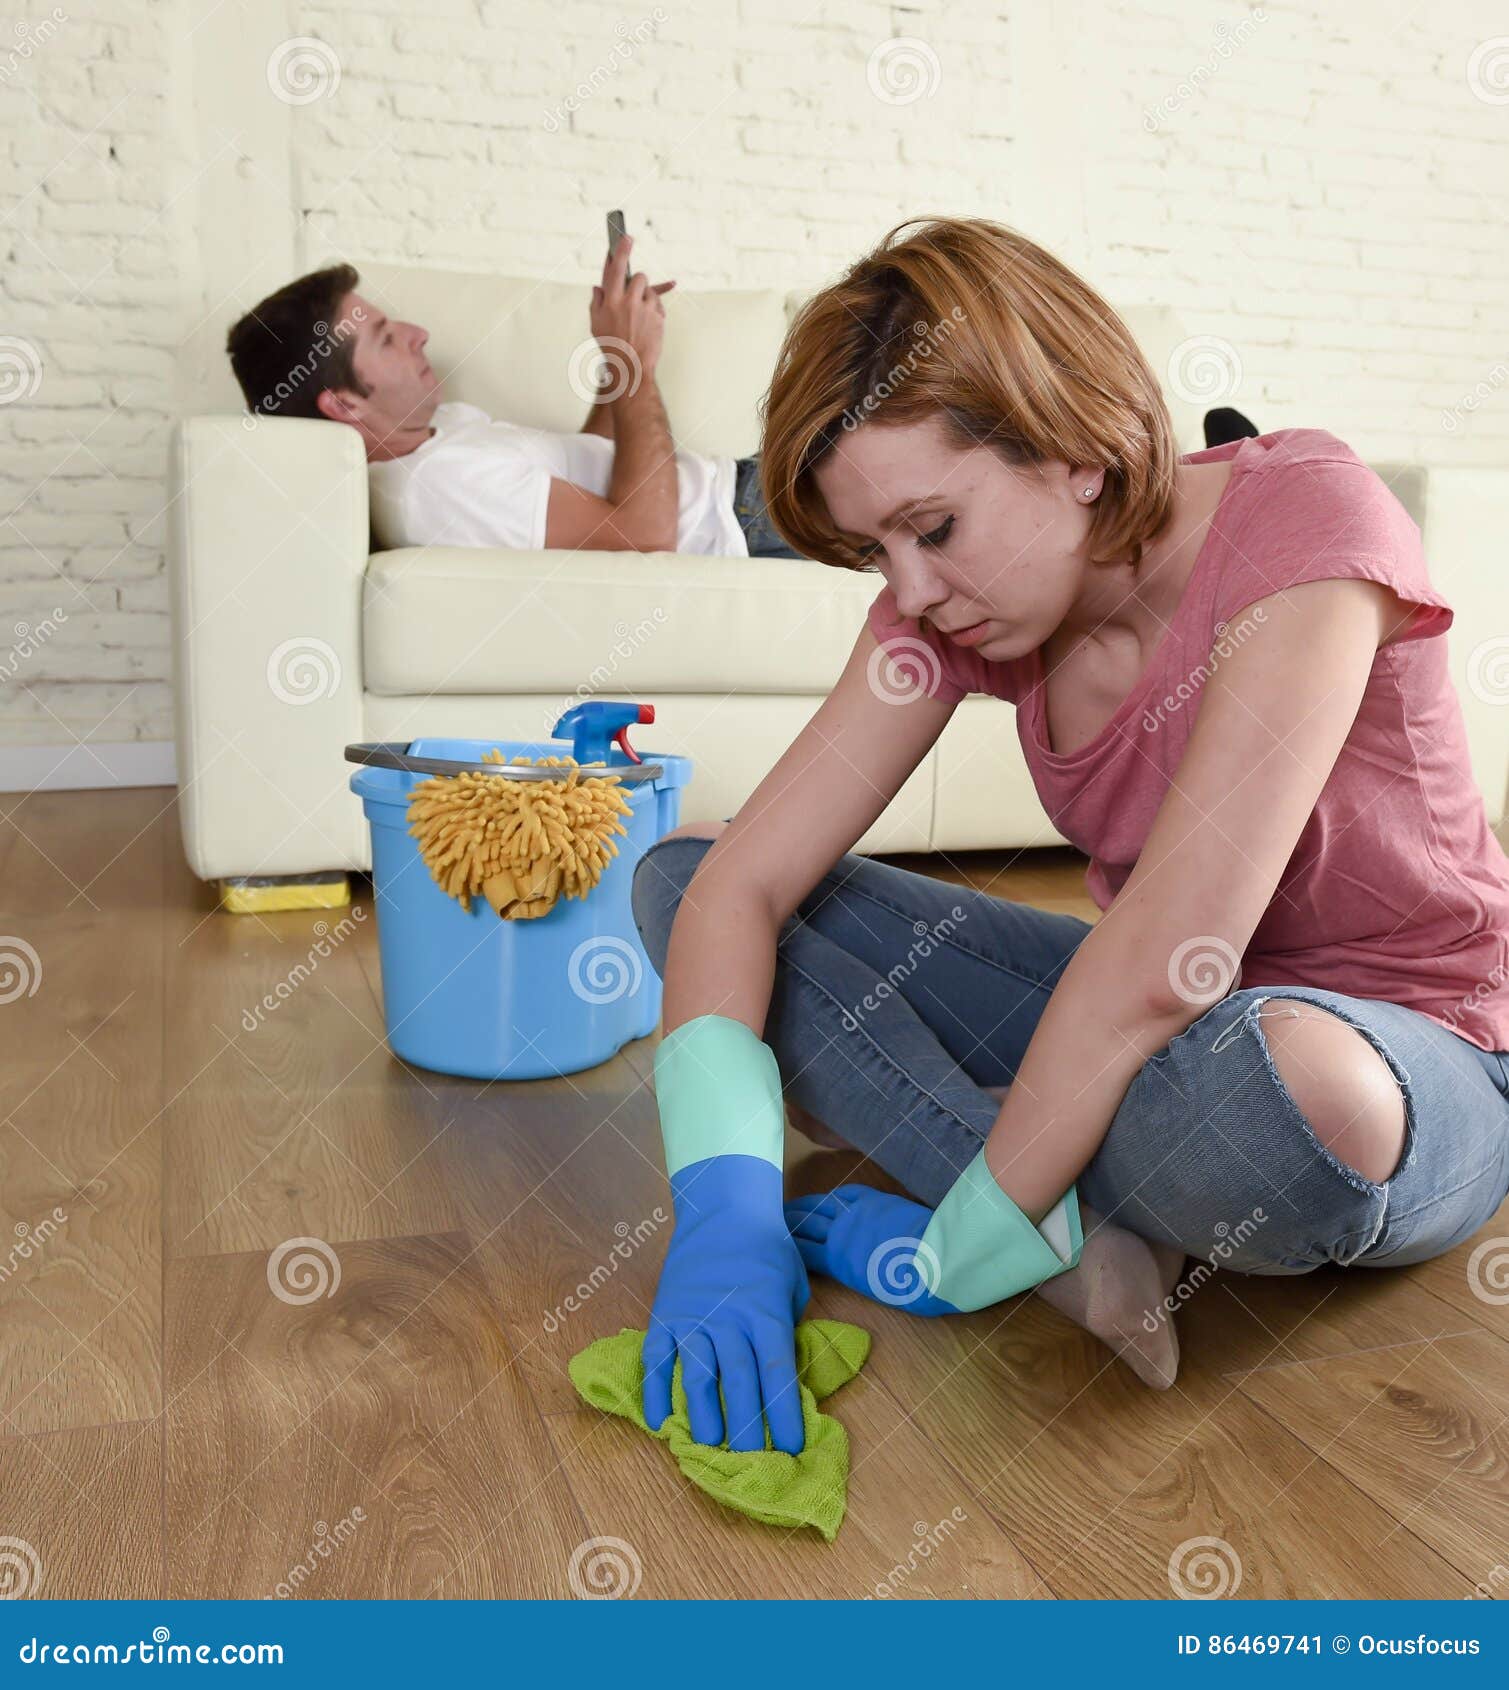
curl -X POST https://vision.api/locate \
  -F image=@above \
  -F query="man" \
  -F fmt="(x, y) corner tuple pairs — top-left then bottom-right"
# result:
(224, 238), (804, 560)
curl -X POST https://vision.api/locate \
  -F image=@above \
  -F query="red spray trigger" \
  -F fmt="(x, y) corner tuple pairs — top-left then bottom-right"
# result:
(613, 702), (655, 764)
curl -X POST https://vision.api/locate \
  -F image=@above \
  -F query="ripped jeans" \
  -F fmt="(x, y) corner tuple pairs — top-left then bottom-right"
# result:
(630, 834), (1509, 1275)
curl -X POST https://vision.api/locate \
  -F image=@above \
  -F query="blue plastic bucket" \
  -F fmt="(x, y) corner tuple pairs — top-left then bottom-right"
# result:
(350, 736), (691, 1080)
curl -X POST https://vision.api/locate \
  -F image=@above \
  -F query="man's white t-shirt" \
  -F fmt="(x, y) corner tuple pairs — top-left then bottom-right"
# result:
(367, 401), (750, 557)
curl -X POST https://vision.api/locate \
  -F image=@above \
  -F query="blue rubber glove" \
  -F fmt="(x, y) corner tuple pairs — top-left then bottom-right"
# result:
(644, 1014), (809, 1455)
(785, 1150), (1084, 1316)
(784, 1185), (958, 1315)
(644, 1155), (809, 1454)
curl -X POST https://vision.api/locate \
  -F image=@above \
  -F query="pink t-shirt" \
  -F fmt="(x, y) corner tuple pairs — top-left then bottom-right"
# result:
(867, 427), (1509, 1053)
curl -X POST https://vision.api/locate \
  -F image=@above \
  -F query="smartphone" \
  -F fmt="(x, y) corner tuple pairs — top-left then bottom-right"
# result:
(606, 209), (627, 269)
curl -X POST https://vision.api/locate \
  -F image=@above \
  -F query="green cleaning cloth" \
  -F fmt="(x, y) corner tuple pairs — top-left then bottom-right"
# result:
(569, 1318), (871, 1541)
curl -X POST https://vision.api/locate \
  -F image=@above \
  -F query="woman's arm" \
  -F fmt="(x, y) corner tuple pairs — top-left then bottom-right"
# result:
(640, 617), (958, 1450)
(977, 575), (1403, 1222)
(658, 618), (957, 1037)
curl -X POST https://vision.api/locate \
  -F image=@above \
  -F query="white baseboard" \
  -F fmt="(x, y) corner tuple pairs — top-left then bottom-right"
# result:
(0, 740), (178, 793)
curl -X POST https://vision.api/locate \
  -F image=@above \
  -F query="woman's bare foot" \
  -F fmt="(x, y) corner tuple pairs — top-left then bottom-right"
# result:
(982, 1084), (1187, 1389)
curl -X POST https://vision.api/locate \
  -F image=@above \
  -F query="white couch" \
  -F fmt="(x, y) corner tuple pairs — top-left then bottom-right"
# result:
(169, 263), (1509, 888)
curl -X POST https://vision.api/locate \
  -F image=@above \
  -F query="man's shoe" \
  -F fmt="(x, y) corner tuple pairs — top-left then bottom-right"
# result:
(1203, 406), (1259, 447)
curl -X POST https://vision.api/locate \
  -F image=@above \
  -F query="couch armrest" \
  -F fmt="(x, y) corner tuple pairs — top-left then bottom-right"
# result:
(168, 415), (370, 881)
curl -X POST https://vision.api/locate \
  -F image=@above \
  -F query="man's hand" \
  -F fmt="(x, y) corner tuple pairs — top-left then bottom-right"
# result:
(590, 234), (675, 380)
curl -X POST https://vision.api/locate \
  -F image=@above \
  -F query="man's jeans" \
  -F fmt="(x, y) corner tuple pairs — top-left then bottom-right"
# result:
(732, 454), (806, 558)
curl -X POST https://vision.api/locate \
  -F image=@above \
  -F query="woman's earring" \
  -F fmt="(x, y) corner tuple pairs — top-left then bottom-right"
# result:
(1082, 486), (1095, 499)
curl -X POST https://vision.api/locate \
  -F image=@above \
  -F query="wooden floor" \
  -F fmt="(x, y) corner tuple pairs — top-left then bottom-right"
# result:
(2, 786), (1507, 1600)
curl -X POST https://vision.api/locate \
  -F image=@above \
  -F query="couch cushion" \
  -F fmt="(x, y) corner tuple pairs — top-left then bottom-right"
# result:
(363, 547), (882, 696)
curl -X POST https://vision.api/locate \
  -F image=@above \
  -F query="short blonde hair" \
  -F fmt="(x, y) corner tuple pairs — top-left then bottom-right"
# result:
(758, 216), (1179, 573)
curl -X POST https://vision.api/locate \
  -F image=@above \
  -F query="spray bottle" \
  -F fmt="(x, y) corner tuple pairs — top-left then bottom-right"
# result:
(551, 700), (655, 767)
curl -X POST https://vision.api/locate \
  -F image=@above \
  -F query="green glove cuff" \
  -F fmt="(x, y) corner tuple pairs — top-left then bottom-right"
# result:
(653, 1013), (786, 1178)
(917, 1146), (1083, 1312)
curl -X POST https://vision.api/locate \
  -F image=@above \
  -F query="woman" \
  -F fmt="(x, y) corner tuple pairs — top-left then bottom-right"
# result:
(628, 216), (1509, 1458)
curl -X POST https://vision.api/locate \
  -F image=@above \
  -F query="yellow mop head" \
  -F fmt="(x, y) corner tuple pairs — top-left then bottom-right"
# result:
(405, 750), (633, 921)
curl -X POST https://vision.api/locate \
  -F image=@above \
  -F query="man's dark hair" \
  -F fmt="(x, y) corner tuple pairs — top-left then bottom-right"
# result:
(226, 263), (370, 420)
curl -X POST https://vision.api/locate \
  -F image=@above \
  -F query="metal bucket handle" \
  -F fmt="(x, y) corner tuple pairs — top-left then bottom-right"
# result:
(344, 742), (664, 785)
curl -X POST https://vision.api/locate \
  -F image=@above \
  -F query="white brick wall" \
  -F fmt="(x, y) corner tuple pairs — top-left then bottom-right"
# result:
(1, 0), (1505, 756)
(1, 2), (177, 751)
